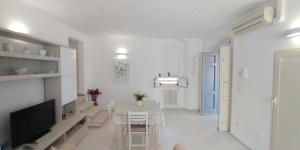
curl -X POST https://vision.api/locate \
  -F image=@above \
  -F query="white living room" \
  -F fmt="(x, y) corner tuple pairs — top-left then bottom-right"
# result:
(0, 0), (300, 150)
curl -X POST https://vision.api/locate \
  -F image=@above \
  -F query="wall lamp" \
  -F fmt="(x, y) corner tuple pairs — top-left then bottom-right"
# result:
(285, 27), (300, 38)
(8, 21), (29, 34)
(116, 54), (128, 60)
(115, 47), (128, 60)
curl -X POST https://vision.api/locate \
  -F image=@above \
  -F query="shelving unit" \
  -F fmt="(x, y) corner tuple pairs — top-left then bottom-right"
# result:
(0, 51), (60, 61)
(0, 73), (60, 82)
(0, 28), (83, 150)
(0, 28), (61, 82)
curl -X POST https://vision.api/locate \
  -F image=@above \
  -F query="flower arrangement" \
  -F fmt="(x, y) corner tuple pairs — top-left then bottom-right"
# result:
(133, 92), (147, 101)
(87, 88), (102, 106)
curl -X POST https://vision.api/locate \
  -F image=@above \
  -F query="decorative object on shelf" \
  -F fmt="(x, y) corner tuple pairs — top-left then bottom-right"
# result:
(134, 91), (147, 106)
(3, 43), (14, 52)
(87, 88), (102, 106)
(154, 73), (188, 88)
(39, 49), (47, 56)
(14, 67), (27, 75)
(23, 47), (30, 54)
(114, 59), (129, 83)
(62, 111), (74, 120)
(50, 52), (55, 57)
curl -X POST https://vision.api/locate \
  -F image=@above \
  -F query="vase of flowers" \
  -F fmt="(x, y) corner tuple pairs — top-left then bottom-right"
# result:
(87, 88), (102, 106)
(134, 92), (147, 106)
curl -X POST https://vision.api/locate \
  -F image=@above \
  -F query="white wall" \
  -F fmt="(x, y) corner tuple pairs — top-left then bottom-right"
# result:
(203, 26), (232, 51)
(203, 0), (300, 149)
(0, 80), (44, 144)
(184, 39), (203, 110)
(0, 0), (90, 145)
(0, 0), (88, 46)
(85, 36), (202, 110)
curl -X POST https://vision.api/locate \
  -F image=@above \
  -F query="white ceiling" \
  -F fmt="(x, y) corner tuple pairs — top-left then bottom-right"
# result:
(18, 0), (265, 38)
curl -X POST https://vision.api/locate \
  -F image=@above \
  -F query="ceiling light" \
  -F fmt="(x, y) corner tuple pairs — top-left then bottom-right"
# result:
(285, 27), (300, 38)
(291, 36), (300, 45)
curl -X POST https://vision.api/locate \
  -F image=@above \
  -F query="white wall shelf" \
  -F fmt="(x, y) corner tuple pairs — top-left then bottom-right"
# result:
(0, 51), (59, 61)
(0, 73), (60, 82)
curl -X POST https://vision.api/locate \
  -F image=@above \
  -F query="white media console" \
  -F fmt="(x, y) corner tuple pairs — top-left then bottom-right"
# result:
(16, 113), (88, 150)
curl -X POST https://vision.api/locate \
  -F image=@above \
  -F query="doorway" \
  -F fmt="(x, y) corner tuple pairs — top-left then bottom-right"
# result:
(271, 49), (300, 150)
(201, 52), (219, 116)
(69, 38), (85, 95)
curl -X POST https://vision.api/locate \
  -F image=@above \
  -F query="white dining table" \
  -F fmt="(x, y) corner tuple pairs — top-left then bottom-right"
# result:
(113, 100), (165, 150)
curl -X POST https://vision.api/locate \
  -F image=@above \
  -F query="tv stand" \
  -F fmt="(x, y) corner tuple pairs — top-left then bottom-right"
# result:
(16, 113), (87, 150)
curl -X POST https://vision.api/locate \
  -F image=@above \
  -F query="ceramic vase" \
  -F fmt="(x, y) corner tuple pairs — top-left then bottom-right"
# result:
(91, 95), (98, 106)
(39, 49), (47, 56)
(136, 101), (143, 106)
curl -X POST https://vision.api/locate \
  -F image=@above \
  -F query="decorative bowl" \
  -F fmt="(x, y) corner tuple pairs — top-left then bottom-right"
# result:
(14, 67), (27, 75)
(3, 43), (14, 52)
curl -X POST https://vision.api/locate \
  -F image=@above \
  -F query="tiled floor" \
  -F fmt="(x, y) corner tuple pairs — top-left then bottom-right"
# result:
(77, 109), (250, 150)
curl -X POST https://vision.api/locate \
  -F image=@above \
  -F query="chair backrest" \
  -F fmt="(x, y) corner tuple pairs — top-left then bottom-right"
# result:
(107, 101), (116, 111)
(107, 101), (116, 118)
(128, 111), (148, 132)
(128, 111), (148, 123)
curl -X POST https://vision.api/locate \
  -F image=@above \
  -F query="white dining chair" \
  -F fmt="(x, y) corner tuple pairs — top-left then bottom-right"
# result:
(128, 111), (149, 150)
(107, 101), (116, 120)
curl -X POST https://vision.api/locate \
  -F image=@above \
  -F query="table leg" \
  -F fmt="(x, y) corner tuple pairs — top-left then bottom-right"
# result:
(155, 125), (160, 150)
(117, 125), (122, 150)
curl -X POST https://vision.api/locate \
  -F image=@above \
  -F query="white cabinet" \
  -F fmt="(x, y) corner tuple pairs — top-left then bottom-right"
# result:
(60, 47), (77, 76)
(60, 47), (77, 105)
(61, 76), (77, 105)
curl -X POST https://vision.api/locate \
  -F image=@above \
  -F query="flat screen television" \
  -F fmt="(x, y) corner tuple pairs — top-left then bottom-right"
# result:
(10, 99), (56, 148)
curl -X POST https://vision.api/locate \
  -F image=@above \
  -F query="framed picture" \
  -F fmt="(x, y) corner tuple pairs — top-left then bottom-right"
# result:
(114, 59), (129, 83)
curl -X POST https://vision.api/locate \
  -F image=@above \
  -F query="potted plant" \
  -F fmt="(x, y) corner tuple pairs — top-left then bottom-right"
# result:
(134, 92), (147, 106)
(87, 88), (102, 106)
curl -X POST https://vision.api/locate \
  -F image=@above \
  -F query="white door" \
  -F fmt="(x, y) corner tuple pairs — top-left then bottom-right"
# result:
(219, 46), (232, 131)
(202, 52), (219, 115)
(272, 49), (300, 150)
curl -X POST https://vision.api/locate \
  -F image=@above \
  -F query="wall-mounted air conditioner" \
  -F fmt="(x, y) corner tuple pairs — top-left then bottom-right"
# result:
(232, 6), (275, 34)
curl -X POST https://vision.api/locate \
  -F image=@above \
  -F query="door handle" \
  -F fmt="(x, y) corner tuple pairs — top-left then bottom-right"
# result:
(272, 97), (278, 109)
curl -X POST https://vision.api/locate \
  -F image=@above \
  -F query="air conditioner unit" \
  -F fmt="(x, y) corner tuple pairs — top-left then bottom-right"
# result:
(232, 6), (275, 34)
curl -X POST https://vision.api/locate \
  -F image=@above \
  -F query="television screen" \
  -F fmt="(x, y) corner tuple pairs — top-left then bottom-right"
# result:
(10, 100), (56, 148)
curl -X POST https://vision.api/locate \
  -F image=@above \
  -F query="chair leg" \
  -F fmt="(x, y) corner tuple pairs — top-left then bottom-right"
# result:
(146, 134), (149, 150)
(155, 125), (160, 150)
(128, 133), (131, 150)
